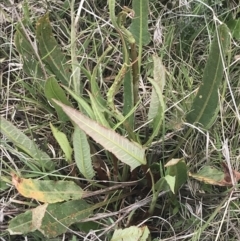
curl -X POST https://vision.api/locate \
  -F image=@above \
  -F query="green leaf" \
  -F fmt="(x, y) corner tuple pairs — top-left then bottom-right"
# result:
(8, 200), (92, 238)
(44, 76), (72, 122)
(50, 123), (72, 163)
(111, 226), (150, 241)
(186, 24), (230, 129)
(90, 45), (112, 106)
(148, 55), (166, 120)
(165, 159), (188, 193)
(36, 13), (71, 85)
(154, 177), (170, 193)
(129, 0), (150, 46)
(129, 0), (150, 73)
(53, 100), (146, 171)
(12, 175), (84, 203)
(61, 85), (95, 119)
(164, 175), (176, 194)
(73, 126), (95, 179)
(123, 64), (134, 129)
(144, 76), (165, 146)
(0, 179), (9, 192)
(0, 116), (54, 171)
(14, 23), (45, 79)
(226, 19), (240, 40)
(88, 91), (110, 128)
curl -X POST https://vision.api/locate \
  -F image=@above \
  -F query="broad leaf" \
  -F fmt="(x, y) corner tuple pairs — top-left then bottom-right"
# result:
(111, 226), (150, 241)
(12, 174), (84, 203)
(36, 13), (71, 85)
(189, 166), (224, 186)
(164, 175), (176, 194)
(189, 163), (240, 186)
(165, 158), (188, 193)
(227, 18), (240, 40)
(8, 200), (91, 238)
(73, 126), (95, 179)
(50, 123), (72, 163)
(0, 116), (54, 171)
(53, 100), (146, 170)
(186, 24), (230, 129)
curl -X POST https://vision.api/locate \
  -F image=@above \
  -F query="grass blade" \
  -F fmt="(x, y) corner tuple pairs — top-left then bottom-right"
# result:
(44, 77), (72, 122)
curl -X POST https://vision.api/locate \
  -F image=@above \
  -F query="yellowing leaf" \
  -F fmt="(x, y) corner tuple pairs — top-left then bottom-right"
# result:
(189, 163), (240, 186)
(165, 158), (182, 167)
(189, 166), (225, 186)
(12, 174), (84, 203)
(111, 226), (150, 241)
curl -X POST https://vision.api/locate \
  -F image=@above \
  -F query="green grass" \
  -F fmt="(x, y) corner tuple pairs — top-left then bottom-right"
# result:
(1, 0), (240, 240)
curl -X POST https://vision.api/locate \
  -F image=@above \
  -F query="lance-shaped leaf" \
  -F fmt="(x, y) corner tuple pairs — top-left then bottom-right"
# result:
(73, 126), (95, 179)
(36, 13), (71, 85)
(130, 0), (150, 46)
(129, 0), (150, 75)
(0, 116), (54, 171)
(15, 23), (45, 79)
(148, 55), (166, 121)
(11, 174), (84, 203)
(186, 24), (230, 129)
(50, 123), (72, 163)
(53, 100), (146, 171)
(8, 200), (92, 238)
(144, 76), (165, 146)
